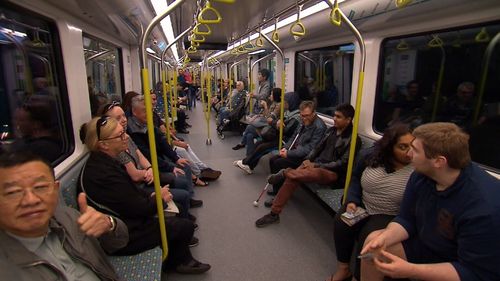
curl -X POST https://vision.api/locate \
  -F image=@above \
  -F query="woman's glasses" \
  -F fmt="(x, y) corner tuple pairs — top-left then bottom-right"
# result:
(102, 101), (120, 115)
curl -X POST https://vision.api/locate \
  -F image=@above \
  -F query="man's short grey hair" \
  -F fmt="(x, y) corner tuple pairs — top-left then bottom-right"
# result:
(131, 95), (145, 110)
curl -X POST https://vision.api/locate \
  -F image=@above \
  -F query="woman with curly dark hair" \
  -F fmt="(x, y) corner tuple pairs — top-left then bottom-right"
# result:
(328, 123), (414, 281)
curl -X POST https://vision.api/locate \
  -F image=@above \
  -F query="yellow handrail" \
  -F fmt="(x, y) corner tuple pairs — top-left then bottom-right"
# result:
(212, 0), (235, 3)
(190, 33), (206, 43)
(272, 18), (280, 43)
(427, 34), (444, 48)
(161, 70), (172, 145)
(475, 27), (490, 43)
(193, 22), (212, 35)
(187, 46), (197, 54)
(198, 1), (222, 24)
(290, 4), (306, 37)
(395, 0), (413, 8)
(329, 0), (341, 26)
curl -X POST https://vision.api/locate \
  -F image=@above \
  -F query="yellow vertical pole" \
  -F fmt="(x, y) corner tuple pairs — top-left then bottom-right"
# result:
(173, 70), (178, 120)
(278, 69), (286, 150)
(141, 68), (168, 259)
(161, 70), (172, 145)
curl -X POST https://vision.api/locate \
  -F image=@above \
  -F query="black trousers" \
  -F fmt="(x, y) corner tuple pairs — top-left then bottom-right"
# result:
(242, 140), (278, 169)
(268, 155), (302, 193)
(333, 204), (394, 279)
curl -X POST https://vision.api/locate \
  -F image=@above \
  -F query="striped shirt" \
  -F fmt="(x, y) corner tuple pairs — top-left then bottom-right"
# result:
(361, 165), (414, 215)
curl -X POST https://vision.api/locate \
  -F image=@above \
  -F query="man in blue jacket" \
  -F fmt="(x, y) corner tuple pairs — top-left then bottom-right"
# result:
(361, 122), (500, 281)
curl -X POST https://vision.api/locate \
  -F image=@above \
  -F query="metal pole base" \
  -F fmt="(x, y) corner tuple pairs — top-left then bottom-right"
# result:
(206, 138), (212, 145)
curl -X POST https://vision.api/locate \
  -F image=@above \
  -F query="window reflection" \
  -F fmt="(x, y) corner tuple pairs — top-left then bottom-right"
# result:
(374, 24), (500, 170)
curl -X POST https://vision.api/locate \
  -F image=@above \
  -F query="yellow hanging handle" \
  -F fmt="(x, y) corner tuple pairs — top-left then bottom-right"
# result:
(187, 46), (197, 54)
(330, 0), (342, 26)
(272, 18), (280, 43)
(255, 36), (264, 47)
(161, 71), (172, 145)
(190, 33), (206, 43)
(191, 41), (200, 47)
(212, 0), (235, 3)
(290, 21), (306, 37)
(475, 27), (490, 43)
(427, 35), (444, 48)
(397, 39), (409, 50)
(198, 1), (222, 24)
(193, 22), (212, 35)
(395, 0), (413, 8)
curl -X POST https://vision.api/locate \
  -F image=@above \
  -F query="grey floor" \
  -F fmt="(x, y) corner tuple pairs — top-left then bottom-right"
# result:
(164, 102), (338, 281)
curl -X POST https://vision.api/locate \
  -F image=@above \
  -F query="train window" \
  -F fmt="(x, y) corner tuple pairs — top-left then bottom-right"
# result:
(374, 23), (500, 170)
(295, 44), (355, 115)
(0, 4), (72, 164)
(83, 34), (123, 117)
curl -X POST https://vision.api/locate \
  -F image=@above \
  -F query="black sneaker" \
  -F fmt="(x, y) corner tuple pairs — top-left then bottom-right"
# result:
(255, 212), (280, 228)
(264, 198), (274, 208)
(193, 223), (199, 231)
(267, 169), (285, 185)
(232, 143), (245, 150)
(176, 258), (211, 274)
(189, 236), (199, 247)
(190, 199), (203, 208)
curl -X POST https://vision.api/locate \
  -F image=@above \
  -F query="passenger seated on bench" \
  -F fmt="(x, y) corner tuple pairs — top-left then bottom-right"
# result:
(217, 81), (247, 127)
(255, 105), (363, 228)
(79, 117), (211, 274)
(0, 151), (128, 280)
(329, 123), (414, 281)
(97, 102), (193, 219)
(232, 88), (285, 156)
(261, 101), (326, 197)
(142, 97), (220, 184)
(360, 123), (500, 281)
(127, 96), (203, 208)
(233, 105), (301, 175)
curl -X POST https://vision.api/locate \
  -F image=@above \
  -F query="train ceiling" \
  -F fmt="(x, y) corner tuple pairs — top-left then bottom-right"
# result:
(35, 0), (500, 65)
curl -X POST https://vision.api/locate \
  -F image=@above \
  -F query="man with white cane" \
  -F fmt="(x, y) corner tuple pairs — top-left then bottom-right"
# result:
(256, 104), (360, 227)
(264, 101), (326, 208)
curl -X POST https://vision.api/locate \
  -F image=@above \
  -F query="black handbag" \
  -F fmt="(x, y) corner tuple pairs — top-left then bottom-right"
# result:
(260, 125), (278, 141)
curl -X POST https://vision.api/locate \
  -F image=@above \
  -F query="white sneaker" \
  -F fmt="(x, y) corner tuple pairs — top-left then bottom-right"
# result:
(236, 160), (253, 174)
(233, 160), (240, 167)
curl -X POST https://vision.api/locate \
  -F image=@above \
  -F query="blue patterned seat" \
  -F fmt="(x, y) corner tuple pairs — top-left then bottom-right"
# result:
(57, 155), (163, 281)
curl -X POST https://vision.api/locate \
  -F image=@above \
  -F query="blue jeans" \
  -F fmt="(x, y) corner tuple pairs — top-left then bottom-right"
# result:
(241, 125), (259, 156)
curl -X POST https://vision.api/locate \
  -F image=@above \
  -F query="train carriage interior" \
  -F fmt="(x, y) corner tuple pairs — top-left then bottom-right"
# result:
(1, 0), (500, 280)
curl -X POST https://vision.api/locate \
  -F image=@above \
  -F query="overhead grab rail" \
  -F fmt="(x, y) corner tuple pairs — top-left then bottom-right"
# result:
(139, 0), (187, 260)
(290, 2), (306, 37)
(229, 0), (313, 46)
(161, 24), (194, 145)
(197, 1), (222, 24)
(324, 0), (366, 204)
(474, 32), (500, 125)
(259, 31), (286, 150)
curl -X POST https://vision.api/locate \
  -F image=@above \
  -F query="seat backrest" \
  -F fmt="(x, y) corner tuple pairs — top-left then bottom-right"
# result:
(57, 154), (89, 209)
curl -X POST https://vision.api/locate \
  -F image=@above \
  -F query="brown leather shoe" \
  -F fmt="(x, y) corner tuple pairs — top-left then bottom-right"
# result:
(199, 168), (222, 181)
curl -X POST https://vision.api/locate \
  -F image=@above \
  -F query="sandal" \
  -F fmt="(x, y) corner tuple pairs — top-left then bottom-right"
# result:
(193, 177), (209, 187)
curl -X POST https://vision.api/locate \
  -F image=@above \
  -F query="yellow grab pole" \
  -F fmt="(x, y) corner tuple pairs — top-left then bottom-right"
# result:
(141, 69), (168, 259)
(205, 70), (212, 143)
(172, 70), (178, 120)
(248, 56), (253, 114)
(161, 70), (172, 145)
(278, 70), (286, 150)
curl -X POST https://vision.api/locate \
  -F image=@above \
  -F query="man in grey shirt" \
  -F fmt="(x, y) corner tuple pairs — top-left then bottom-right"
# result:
(0, 151), (129, 281)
